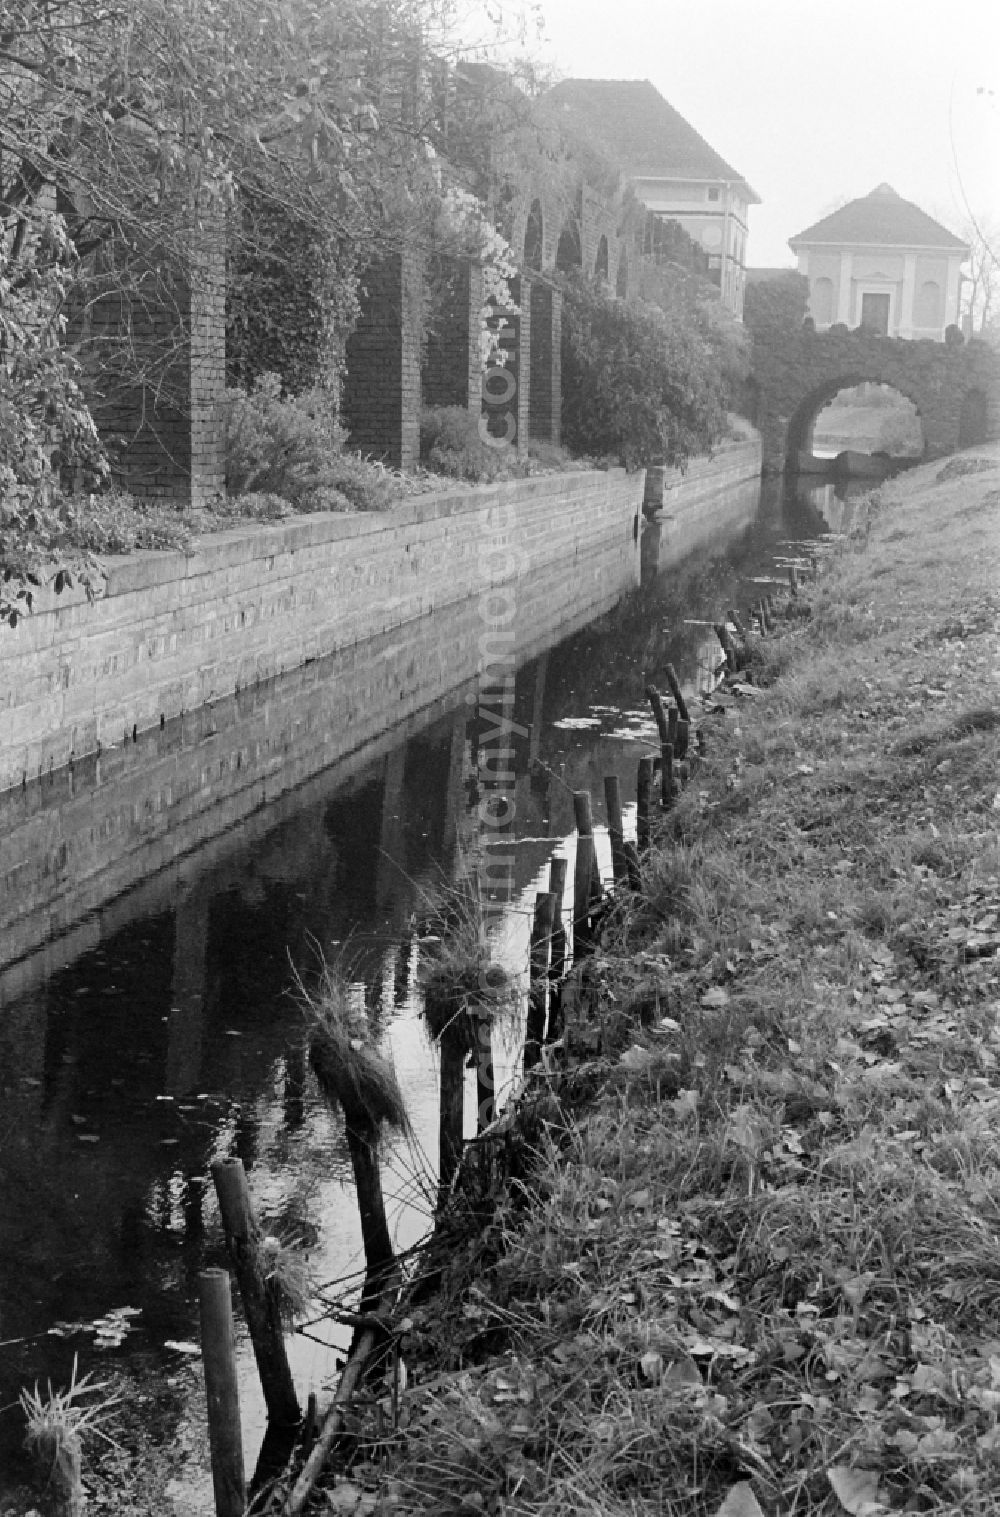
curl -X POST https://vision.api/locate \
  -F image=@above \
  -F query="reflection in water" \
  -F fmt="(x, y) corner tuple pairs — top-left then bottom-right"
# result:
(0, 468), (849, 1484)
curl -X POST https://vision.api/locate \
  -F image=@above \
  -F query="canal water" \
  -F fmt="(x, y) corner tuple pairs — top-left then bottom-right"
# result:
(0, 472), (861, 1492)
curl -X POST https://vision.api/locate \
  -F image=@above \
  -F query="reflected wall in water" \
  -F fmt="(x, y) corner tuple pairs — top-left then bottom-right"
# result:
(2, 546), (636, 997)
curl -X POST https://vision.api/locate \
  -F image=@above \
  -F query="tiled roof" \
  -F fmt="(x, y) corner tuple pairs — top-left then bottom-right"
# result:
(547, 78), (760, 201)
(789, 185), (968, 250)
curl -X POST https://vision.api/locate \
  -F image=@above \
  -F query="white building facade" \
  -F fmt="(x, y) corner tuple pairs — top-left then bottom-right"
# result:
(789, 185), (968, 341)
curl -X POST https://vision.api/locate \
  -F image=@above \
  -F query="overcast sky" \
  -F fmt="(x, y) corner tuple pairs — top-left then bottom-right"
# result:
(525, 0), (1000, 266)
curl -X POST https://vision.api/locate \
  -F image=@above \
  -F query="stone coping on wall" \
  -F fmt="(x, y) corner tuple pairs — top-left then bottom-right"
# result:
(22, 468), (632, 612)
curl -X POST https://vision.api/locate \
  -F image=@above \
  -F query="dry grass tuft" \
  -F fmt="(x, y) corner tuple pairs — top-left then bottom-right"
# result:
(302, 961), (410, 1134)
(417, 873), (517, 1050)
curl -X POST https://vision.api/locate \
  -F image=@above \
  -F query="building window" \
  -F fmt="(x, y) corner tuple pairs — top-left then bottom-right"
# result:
(707, 188), (720, 202)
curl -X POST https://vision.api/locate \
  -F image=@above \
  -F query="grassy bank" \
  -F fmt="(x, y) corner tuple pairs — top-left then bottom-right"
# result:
(367, 448), (1000, 1517)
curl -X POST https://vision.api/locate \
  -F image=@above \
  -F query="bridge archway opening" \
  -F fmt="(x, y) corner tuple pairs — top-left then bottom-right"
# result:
(789, 378), (925, 471)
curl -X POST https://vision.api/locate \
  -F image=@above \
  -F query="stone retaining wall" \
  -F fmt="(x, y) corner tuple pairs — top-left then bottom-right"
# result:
(0, 470), (644, 796)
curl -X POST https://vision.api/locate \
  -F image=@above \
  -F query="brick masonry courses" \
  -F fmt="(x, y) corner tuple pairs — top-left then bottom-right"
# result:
(0, 470), (645, 800)
(642, 434), (763, 570)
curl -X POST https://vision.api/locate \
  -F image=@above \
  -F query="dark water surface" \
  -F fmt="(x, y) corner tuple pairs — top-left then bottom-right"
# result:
(0, 473), (859, 1486)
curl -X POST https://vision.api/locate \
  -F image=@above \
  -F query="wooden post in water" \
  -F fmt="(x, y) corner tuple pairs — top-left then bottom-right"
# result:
(603, 775), (628, 889)
(637, 757), (654, 852)
(547, 858), (568, 982)
(525, 891), (556, 1069)
(788, 564), (799, 597)
(645, 684), (670, 746)
(663, 664), (691, 726)
(438, 1014), (466, 1199)
(573, 790), (603, 900)
(546, 858), (568, 1042)
(211, 1158), (300, 1428)
(667, 705), (679, 750)
(661, 742), (675, 808)
(344, 1124), (395, 1290)
(675, 719), (690, 760)
(573, 833), (597, 957)
(199, 1268), (246, 1517)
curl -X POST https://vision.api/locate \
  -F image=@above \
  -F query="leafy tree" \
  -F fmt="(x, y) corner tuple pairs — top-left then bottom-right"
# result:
(1, 210), (108, 624)
(559, 272), (729, 470)
(742, 271), (810, 336)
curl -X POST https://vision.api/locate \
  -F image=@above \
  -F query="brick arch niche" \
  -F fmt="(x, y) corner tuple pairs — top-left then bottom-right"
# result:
(524, 199), (543, 272)
(615, 245), (629, 298)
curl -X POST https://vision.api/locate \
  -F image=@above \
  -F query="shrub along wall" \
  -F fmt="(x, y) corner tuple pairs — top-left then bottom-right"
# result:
(0, 471), (644, 795)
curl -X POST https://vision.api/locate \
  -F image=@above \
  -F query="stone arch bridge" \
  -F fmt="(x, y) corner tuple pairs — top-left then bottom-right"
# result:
(750, 327), (1000, 473)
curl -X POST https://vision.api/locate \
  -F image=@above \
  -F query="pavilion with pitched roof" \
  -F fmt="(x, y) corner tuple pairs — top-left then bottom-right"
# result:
(788, 185), (969, 340)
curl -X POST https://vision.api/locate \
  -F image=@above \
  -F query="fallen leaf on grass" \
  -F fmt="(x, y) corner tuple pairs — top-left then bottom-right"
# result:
(827, 1465), (886, 1514)
(714, 1482), (765, 1517)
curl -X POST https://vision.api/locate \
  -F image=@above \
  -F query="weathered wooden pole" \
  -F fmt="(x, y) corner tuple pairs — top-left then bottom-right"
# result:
(675, 718), (690, 760)
(525, 891), (556, 1069)
(623, 838), (643, 893)
(199, 1268), (246, 1517)
(573, 790), (603, 900)
(573, 833), (597, 957)
(546, 858), (568, 1043)
(637, 756), (654, 852)
(661, 742), (675, 808)
(645, 684), (670, 745)
(211, 1158), (300, 1428)
(663, 664), (691, 726)
(474, 1014), (496, 1135)
(437, 1014), (466, 1199)
(547, 857), (568, 981)
(788, 564), (799, 597)
(667, 705), (679, 749)
(344, 1123), (394, 1287)
(603, 775), (628, 889)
